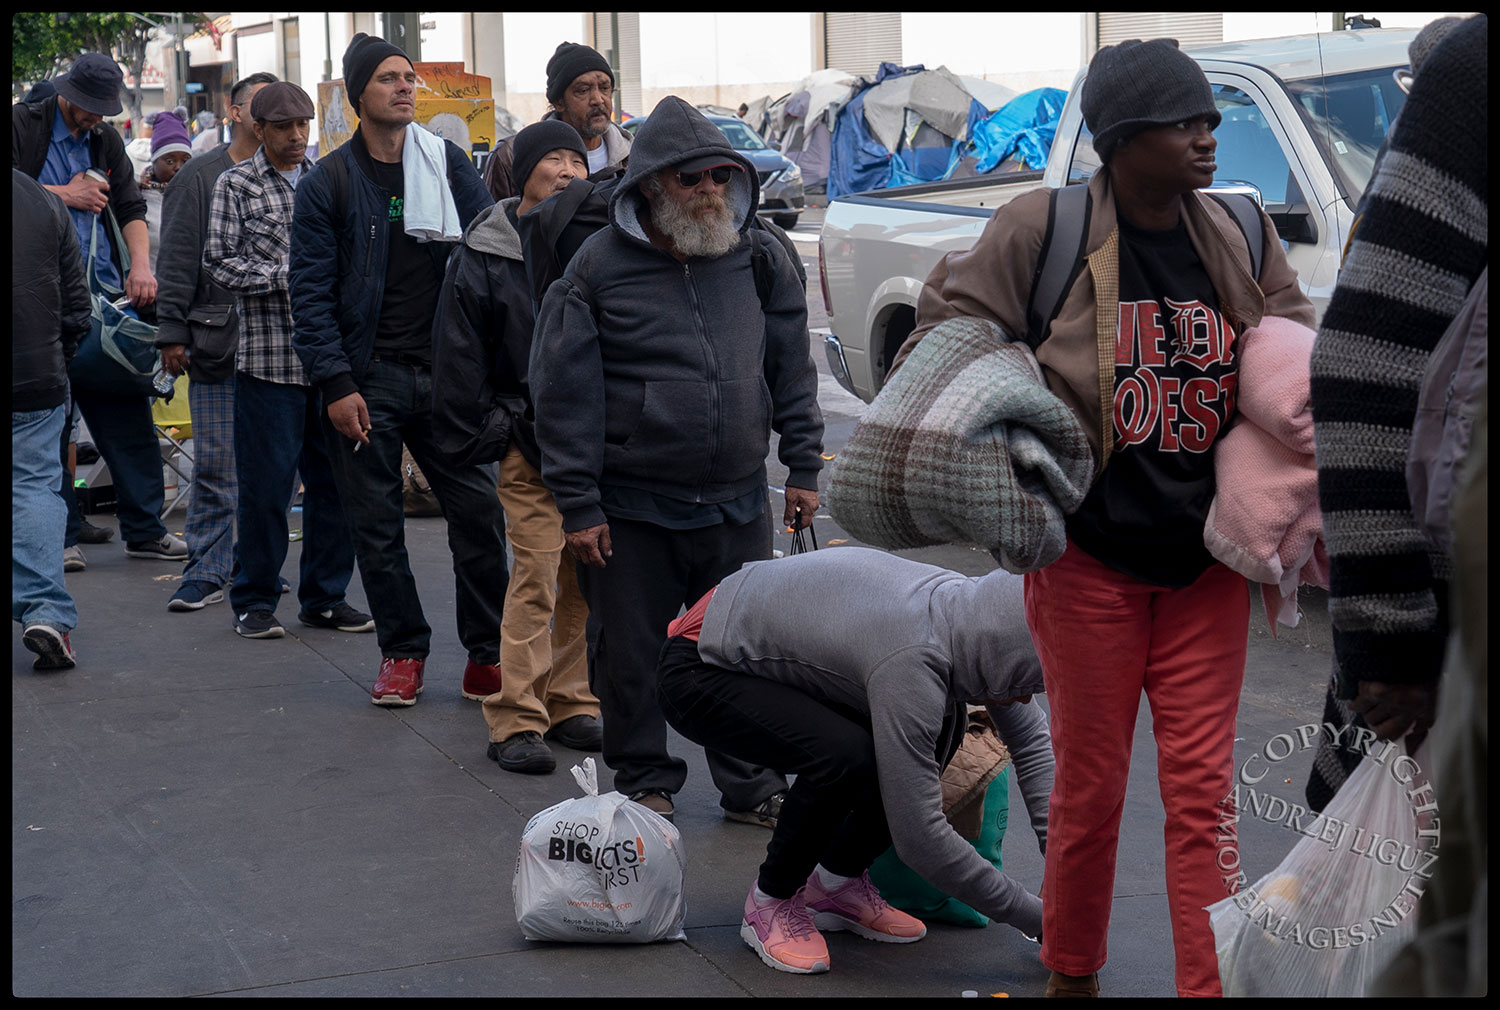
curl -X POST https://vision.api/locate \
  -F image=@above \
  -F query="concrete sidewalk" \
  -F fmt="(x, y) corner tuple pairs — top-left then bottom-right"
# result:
(12, 512), (1334, 997)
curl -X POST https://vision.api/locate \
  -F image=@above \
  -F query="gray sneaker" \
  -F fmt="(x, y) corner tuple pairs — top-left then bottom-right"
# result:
(724, 790), (786, 829)
(63, 545), (86, 572)
(125, 534), (188, 560)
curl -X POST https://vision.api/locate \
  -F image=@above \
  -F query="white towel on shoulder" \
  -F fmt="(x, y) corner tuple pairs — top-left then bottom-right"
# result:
(401, 122), (461, 242)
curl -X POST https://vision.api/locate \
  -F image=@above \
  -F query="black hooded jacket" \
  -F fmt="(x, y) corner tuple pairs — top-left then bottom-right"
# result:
(13, 170), (91, 410)
(528, 96), (824, 533)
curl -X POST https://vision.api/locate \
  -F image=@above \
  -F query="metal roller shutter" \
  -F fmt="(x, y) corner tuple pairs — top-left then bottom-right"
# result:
(1096, 13), (1223, 51)
(824, 12), (902, 79)
(592, 13), (643, 118)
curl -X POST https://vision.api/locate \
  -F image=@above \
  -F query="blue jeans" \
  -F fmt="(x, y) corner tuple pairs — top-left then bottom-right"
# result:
(182, 374), (237, 588)
(13, 404), (78, 631)
(321, 358), (507, 661)
(229, 373), (355, 614)
(71, 387), (167, 544)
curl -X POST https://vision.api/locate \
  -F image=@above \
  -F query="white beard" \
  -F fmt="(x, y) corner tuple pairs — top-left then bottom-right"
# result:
(649, 190), (742, 259)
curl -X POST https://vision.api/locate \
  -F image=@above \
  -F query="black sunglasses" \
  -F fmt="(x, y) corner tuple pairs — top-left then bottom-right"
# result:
(676, 165), (736, 187)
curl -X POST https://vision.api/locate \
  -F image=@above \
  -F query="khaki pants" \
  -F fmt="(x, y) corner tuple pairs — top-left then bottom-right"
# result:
(483, 447), (596, 742)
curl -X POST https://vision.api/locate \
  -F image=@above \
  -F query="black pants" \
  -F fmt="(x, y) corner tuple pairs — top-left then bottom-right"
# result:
(321, 359), (508, 660)
(657, 636), (894, 899)
(576, 512), (786, 810)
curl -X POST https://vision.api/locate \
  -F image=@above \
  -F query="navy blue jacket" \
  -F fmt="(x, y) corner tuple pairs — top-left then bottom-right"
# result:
(288, 128), (492, 403)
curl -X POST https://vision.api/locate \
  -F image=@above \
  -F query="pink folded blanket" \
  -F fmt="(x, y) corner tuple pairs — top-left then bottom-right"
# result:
(1205, 316), (1329, 632)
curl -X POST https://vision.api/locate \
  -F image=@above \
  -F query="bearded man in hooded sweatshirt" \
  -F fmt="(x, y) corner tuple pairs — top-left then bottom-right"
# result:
(529, 96), (825, 828)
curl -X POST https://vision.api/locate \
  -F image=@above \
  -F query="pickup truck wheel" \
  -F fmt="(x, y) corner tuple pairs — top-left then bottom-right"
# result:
(773, 213), (800, 230)
(879, 306), (917, 384)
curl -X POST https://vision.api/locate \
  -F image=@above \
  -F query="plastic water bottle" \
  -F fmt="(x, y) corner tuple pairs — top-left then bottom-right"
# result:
(152, 367), (177, 395)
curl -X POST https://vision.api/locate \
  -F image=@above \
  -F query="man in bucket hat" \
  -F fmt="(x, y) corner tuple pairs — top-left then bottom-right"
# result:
(13, 53), (187, 566)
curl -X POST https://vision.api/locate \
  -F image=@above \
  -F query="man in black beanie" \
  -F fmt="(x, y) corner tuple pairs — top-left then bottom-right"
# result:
(482, 41), (632, 201)
(432, 119), (609, 775)
(889, 37), (1314, 998)
(288, 33), (510, 709)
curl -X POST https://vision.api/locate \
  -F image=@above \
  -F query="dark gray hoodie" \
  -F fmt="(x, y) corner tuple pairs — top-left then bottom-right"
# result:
(528, 96), (824, 533)
(696, 547), (1045, 935)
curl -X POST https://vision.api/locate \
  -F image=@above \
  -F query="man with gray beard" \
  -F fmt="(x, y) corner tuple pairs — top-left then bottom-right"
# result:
(530, 96), (825, 827)
(482, 41), (632, 201)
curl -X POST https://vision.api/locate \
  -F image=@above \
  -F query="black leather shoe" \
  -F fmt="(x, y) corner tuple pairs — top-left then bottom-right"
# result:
(488, 732), (556, 775)
(544, 714), (603, 751)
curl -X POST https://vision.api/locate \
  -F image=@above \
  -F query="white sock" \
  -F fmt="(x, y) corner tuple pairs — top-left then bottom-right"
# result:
(753, 882), (777, 903)
(815, 865), (854, 889)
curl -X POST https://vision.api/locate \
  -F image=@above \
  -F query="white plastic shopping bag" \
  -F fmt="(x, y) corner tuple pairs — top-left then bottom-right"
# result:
(513, 758), (688, 943)
(1207, 740), (1436, 996)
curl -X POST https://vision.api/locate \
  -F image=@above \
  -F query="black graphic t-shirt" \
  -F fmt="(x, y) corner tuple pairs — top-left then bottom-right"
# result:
(366, 156), (442, 364)
(1065, 214), (1238, 587)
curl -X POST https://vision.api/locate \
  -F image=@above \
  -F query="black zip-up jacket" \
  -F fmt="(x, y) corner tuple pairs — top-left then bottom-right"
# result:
(13, 170), (90, 410)
(13, 97), (147, 280)
(529, 96), (825, 532)
(431, 198), (542, 468)
(288, 128), (493, 405)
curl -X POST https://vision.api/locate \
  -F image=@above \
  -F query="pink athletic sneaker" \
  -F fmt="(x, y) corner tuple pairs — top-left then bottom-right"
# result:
(740, 883), (830, 974)
(804, 869), (927, 943)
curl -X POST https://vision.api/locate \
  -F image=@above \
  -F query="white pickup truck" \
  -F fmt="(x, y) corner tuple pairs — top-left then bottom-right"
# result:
(818, 28), (1418, 403)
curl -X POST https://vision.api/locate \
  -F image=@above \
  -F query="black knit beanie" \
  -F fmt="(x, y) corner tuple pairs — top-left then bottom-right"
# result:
(1081, 38), (1220, 163)
(545, 42), (614, 105)
(511, 120), (590, 191)
(343, 32), (413, 115)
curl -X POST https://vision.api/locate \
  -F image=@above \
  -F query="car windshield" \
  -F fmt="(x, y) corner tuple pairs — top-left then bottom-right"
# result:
(715, 120), (767, 150)
(1283, 65), (1407, 209)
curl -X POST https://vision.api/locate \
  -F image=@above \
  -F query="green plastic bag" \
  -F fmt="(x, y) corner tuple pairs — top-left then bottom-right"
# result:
(868, 766), (1010, 927)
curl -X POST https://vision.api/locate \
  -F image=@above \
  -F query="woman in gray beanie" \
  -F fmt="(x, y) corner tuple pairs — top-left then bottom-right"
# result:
(891, 38), (1315, 997)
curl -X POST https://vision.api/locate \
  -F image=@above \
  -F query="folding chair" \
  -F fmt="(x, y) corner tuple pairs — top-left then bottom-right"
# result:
(151, 374), (194, 519)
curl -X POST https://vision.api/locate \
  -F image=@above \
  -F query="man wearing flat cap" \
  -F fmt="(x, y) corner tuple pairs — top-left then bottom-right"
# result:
(290, 33), (507, 709)
(13, 52), (189, 566)
(482, 41), (632, 201)
(529, 96), (824, 826)
(204, 81), (369, 643)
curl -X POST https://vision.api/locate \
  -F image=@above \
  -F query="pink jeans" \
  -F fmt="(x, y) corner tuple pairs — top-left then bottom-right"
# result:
(1026, 541), (1248, 997)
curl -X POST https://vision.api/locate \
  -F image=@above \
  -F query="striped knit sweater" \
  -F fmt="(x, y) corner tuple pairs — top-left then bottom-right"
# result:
(1310, 15), (1488, 694)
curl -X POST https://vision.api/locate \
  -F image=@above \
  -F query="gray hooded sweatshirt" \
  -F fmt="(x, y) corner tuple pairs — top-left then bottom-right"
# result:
(529, 96), (824, 533)
(696, 547), (1045, 935)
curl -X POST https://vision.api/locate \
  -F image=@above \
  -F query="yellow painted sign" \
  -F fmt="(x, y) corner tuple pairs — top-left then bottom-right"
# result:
(317, 62), (495, 168)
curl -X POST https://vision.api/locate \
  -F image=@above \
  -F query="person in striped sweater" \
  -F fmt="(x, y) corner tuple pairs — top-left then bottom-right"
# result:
(1307, 14), (1487, 787)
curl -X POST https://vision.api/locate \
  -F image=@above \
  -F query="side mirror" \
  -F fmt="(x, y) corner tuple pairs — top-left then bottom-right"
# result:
(1268, 203), (1318, 244)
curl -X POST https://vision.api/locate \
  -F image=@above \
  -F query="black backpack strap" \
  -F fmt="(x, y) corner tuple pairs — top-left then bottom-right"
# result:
(749, 228), (773, 310)
(1025, 183), (1092, 350)
(1206, 192), (1264, 282)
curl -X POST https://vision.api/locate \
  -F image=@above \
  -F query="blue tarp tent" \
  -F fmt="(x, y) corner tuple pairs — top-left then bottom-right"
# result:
(826, 64), (1068, 199)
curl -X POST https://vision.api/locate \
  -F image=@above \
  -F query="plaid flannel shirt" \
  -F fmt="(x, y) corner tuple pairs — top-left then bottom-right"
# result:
(203, 148), (309, 385)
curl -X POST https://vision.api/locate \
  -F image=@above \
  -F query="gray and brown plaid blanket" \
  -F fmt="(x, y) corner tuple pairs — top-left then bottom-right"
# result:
(827, 316), (1094, 573)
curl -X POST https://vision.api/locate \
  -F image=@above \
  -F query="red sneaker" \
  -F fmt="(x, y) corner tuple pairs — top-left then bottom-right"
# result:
(804, 869), (927, 942)
(372, 658), (424, 706)
(460, 659), (503, 701)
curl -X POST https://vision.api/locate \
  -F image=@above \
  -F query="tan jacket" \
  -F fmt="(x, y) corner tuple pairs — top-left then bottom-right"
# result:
(896, 171), (1315, 472)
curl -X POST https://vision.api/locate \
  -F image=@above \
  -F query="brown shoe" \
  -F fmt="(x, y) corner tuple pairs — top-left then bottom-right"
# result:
(1045, 971), (1099, 998)
(628, 789), (675, 822)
